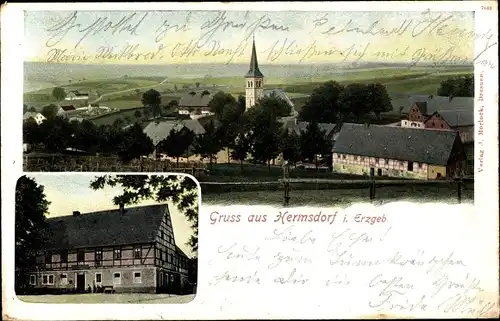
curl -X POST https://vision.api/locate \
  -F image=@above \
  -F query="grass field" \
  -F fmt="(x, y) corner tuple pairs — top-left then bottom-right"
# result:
(18, 293), (195, 304)
(202, 184), (473, 207)
(24, 66), (473, 110)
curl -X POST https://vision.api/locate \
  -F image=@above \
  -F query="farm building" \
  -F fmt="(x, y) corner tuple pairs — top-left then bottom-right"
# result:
(26, 204), (193, 294)
(281, 118), (342, 142)
(177, 90), (215, 117)
(65, 90), (89, 101)
(143, 119), (206, 158)
(332, 123), (466, 180)
(23, 112), (46, 125)
(57, 105), (77, 118)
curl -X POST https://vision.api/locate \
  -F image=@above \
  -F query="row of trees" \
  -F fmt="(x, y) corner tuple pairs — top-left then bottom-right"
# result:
(298, 81), (393, 124)
(437, 75), (473, 97)
(24, 91), (334, 170)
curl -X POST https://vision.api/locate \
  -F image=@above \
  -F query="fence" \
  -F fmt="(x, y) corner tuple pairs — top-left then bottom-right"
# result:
(23, 155), (207, 175)
(201, 177), (474, 206)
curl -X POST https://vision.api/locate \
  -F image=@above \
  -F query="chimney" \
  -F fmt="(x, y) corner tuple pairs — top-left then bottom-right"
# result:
(72, 211), (80, 216)
(119, 203), (125, 215)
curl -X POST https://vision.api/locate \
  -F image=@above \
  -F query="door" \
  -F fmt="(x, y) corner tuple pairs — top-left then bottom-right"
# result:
(377, 168), (382, 176)
(370, 168), (375, 177)
(76, 273), (85, 292)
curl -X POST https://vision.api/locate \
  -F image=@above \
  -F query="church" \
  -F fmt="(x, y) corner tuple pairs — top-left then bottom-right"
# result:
(244, 37), (297, 114)
(177, 37), (296, 118)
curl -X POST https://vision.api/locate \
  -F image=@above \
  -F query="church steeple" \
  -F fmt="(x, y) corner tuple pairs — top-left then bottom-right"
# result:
(245, 36), (264, 78)
(244, 35), (264, 109)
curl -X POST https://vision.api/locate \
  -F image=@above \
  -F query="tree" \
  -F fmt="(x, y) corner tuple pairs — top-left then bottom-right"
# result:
(134, 110), (142, 118)
(230, 132), (251, 172)
(366, 83), (393, 119)
(15, 176), (50, 290)
(117, 123), (154, 163)
(73, 120), (100, 153)
(237, 95), (246, 111)
(299, 122), (331, 168)
(208, 91), (237, 117)
(437, 75), (474, 97)
(23, 119), (41, 146)
(193, 120), (222, 169)
(40, 104), (59, 119)
(141, 89), (162, 118)
(37, 116), (75, 152)
(246, 105), (282, 171)
(299, 80), (345, 123)
(280, 130), (301, 164)
(52, 87), (66, 101)
(28, 106), (37, 112)
(341, 83), (371, 121)
(258, 94), (291, 118)
(89, 175), (199, 253)
(195, 82), (201, 88)
(158, 128), (195, 167)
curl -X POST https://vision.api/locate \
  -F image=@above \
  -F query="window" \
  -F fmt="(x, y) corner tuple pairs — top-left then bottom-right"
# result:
(399, 161), (404, 166)
(77, 250), (85, 263)
(45, 252), (52, 264)
(441, 124), (444, 128)
(29, 275), (36, 285)
(113, 272), (121, 285)
(60, 250), (68, 264)
(337, 154), (340, 159)
(95, 249), (103, 266)
(385, 159), (389, 165)
(375, 158), (379, 163)
(134, 247), (142, 259)
(133, 272), (142, 283)
(95, 273), (102, 284)
(342, 155), (346, 159)
(170, 275), (174, 282)
(160, 231), (164, 239)
(60, 274), (68, 285)
(418, 163), (423, 169)
(407, 161), (414, 172)
(354, 156), (358, 161)
(114, 248), (121, 260)
(42, 275), (54, 285)
(156, 248), (161, 259)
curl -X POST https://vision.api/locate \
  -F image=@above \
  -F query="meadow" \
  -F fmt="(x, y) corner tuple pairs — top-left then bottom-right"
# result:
(202, 183), (474, 207)
(23, 65), (472, 125)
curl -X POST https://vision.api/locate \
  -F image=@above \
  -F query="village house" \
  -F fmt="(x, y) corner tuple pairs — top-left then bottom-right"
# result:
(65, 90), (89, 101)
(22, 112), (46, 125)
(143, 119), (206, 159)
(177, 90), (215, 118)
(281, 118), (342, 142)
(57, 105), (77, 118)
(27, 204), (193, 294)
(332, 123), (466, 180)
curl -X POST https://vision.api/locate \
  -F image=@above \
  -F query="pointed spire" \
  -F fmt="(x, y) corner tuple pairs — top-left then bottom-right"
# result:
(245, 35), (264, 78)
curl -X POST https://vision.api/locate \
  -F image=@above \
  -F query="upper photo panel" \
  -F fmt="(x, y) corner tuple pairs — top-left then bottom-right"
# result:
(24, 11), (474, 191)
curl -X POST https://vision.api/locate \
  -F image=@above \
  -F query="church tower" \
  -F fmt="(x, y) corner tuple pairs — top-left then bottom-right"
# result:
(245, 36), (264, 109)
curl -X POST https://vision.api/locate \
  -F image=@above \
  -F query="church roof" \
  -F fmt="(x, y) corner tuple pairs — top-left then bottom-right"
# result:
(245, 38), (264, 78)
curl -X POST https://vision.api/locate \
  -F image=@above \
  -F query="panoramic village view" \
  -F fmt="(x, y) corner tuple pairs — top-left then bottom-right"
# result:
(22, 10), (475, 206)
(17, 9), (477, 304)
(16, 174), (199, 303)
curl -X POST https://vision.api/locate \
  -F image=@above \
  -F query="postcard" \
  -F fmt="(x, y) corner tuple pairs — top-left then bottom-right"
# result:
(1, 1), (499, 320)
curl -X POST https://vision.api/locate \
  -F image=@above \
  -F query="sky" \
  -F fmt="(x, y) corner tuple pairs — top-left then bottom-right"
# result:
(25, 174), (197, 257)
(24, 10), (475, 65)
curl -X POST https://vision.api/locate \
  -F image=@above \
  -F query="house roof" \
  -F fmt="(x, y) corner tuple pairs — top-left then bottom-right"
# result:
(433, 110), (474, 127)
(68, 90), (88, 96)
(43, 204), (168, 251)
(179, 90), (215, 108)
(23, 112), (45, 120)
(281, 119), (342, 140)
(60, 105), (76, 111)
(143, 119), (206, 146)
(245, 38), (264, 78)
(399, 94), (473, 115)
(333, 123), (460, 165)
(263, 89), (295, 108)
